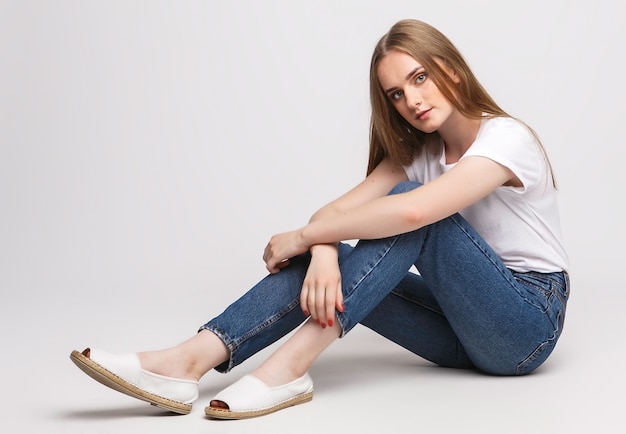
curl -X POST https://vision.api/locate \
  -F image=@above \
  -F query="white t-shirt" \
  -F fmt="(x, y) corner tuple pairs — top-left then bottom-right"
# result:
(403, 116), (568, 273)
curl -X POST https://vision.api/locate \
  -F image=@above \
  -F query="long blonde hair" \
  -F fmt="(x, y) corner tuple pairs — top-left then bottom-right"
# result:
(367, 19), (555, 186)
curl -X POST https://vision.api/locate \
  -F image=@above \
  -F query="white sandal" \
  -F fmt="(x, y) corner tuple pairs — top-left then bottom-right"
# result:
(70, 348), (199, 414)
(205, 373), (314, 419)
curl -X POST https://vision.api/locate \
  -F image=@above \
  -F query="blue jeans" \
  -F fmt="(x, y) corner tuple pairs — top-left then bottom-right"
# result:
(200, 181), (569, 376)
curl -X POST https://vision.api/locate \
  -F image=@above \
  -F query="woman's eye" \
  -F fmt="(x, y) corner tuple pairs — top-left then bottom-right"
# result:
(415, 73), (427, 84)
(392, 90), (403, 100)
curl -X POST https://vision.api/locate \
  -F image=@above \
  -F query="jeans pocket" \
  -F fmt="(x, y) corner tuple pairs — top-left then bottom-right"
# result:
(513, 271), (568, 312)
(513, 272), (552, 311)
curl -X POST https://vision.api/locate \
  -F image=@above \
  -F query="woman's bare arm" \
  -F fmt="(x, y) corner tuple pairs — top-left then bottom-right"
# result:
(264, 156), (515, 269)
(302, 156), (514, 245)
(308, 158), (409, 226)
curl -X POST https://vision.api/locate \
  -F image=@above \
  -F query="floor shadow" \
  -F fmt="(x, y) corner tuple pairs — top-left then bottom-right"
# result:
(306, 351), (437, 390)
(54, 405), (182, 420)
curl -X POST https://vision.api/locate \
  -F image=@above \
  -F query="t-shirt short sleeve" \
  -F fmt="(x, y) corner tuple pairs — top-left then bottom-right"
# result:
(460, 117), (546, 192)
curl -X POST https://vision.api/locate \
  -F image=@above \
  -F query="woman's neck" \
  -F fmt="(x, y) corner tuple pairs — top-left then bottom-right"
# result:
(438, 115), (481, 164)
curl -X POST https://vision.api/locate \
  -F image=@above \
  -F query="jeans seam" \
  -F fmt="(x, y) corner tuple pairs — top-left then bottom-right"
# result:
(233, 299), (301, 346)
(515, 309), (563, 375)
(338, 236), (400, 337)
(230, 300), (303, 370)
(391, 290), (445, 317)
(449, 214), (521, 292)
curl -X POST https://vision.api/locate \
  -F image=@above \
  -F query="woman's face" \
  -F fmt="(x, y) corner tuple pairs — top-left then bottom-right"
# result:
(377, 49), (457, 134)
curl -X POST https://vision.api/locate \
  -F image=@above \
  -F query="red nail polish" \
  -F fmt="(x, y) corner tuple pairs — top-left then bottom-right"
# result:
(303, 310), (309, 317)
(328, 319), (334, 327)
(321, 323), (327, 329)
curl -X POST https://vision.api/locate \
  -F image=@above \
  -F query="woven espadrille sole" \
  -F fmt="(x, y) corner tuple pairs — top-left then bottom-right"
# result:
(70, 350), (192, 415)
(204, 390), (313, 419)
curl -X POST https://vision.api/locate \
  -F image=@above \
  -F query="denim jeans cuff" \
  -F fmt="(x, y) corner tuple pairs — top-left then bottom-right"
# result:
(336, 311), (351, 338)
(197, 324), (235, 373)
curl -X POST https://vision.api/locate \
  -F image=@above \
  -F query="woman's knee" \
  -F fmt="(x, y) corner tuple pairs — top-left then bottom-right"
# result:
(388, 180), (422, 195)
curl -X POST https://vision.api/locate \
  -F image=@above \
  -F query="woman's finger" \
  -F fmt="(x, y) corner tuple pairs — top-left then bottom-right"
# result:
(308, 288), (319, 325)
(336, 280), (344, 313)
(325, 285), (336, 327)
(300, 284), (310, 317)
(315, 286), (328, 328)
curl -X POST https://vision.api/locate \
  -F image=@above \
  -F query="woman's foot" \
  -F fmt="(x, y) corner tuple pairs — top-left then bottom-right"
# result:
(208, 366), (305, 410)
(208, 317), (340, 415)
(70, 347), (199, 414)
(205, 372), (314, 419)
(70, 330), (230, 414)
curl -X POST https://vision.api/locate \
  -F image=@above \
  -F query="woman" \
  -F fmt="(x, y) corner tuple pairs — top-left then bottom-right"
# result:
(70, 19), (569, 419)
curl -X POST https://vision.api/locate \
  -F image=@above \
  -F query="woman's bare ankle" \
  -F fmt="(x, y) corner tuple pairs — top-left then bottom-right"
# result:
(252, 349), (311, 387)
(251, 317), (340, 387)
(253, 364), (305, 387)
(138, 348), (199, 381)
(137, 331), (229, 381)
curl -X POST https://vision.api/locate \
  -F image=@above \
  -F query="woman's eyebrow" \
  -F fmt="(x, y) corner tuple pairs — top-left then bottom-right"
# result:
(384, 66), (422, 94)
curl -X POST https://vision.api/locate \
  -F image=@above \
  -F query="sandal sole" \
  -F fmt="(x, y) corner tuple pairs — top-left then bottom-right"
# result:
(204, 390), (313, 419)
(70, 350), (192, 415)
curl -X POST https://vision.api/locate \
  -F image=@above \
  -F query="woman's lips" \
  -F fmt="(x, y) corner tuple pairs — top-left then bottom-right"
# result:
(415, 108), (431, 120)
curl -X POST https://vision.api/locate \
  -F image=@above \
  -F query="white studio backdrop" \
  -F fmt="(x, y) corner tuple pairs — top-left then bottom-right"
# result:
(0, 0), (625, 397)
(2, 1), (626, 433)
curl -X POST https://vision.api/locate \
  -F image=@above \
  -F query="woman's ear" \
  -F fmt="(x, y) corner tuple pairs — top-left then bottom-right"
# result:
(451, 69), (461, 84)
(445, 64), (461, 84)
(435, 58), (461, 84)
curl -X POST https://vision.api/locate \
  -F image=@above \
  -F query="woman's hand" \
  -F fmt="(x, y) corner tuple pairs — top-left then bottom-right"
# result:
(301, 244), (344, 328)
(263, 228), (309, 273)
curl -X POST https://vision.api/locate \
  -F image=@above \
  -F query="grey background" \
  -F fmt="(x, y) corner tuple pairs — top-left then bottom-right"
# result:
(1, 0), (625, 432)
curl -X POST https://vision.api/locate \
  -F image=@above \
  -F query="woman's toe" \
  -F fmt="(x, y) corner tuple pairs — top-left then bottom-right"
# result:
(210, 400), (229, 409)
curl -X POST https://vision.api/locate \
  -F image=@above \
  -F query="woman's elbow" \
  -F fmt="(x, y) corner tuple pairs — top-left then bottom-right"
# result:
(402, 205), (428, 230)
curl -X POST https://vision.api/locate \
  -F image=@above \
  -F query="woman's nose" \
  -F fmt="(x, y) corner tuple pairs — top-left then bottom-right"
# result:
(405, 88), (421, 109)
